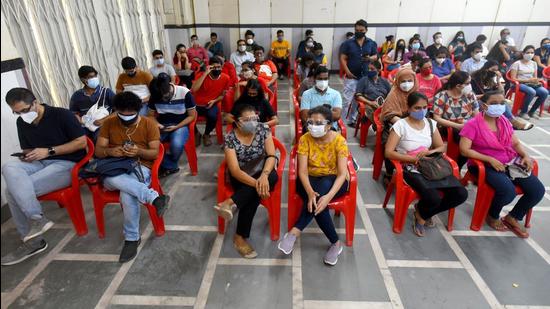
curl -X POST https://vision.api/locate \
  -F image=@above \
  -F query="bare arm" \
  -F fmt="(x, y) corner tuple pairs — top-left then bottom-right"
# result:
(225, 148), (257, 187)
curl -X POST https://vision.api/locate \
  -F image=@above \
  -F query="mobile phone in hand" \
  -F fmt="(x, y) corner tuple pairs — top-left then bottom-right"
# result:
(11, 152), (26, 158)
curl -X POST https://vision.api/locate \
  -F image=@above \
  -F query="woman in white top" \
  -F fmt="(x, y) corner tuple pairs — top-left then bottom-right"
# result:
(383, 39), (408, 71)
(385, 92), (467, 237)
(510, 45), (548, 120)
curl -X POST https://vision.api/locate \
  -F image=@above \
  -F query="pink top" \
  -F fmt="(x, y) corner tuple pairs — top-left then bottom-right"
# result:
(459, 113), (517, 164)
(187, 47), (209, 63)
(416, 73), (442, 99)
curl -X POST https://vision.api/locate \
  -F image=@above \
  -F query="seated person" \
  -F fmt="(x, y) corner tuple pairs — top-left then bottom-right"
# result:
(385, 92), (467, 237)
(460, 43), (486, 75)
(534, 38), (549, 76)
(403, 37), (427, 64)
(149, 49), (176, 83)
(172, 44), (193, 88)
(190, 57), (231, 146)
(297, 62), (320, 101)
(448, 31), (467, 59)
(226, 79), (278, 128)
(187, 35), (209, 65)
(215, 104), (279, 258)
(416, 58), (442, 101)
(1, 88), (87, 266)
(432, 48), (455, 82)
(297, 36), (315, 61)
(244, 30), (259, 53)
(312, 43), (328, 65)
(402, 53), (424, 73)
(300, 66), (342, 131)
(95, 92), (170, 263)
(380, 35), (395, 55)
(355, 61), (391, 124)
(426, 32), (449, 60)
(230, 39), (255, 75)
(510, 45), (548, 120)
(278, 106), (349, 266)
(432, 71), (479, 169)
(471, 60), (533, 130)
(460, 90), (545, 237)
(148, 73), (197, 177)
(116, 57), (154, 115)
(383, 39), (408, 71)
(70, 65), (115, 141)
(296, 53), (315, 82)
(204, 32), (223, 58)
(235, 61), (269, 101)
(253, 46), (278, 90)
(270, 30), (291, 80)
(216, 53), (238, 86)
(381, 68), (418, 128)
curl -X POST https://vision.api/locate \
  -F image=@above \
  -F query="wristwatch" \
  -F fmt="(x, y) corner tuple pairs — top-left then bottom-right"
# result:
(48, 147), (56, 156)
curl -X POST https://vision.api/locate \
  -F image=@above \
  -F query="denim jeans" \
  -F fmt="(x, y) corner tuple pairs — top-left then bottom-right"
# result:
(196, 105), (219, 135)
(103, 166), (159, 241)
(294, 175), (349, 244)
(503, 103), (514, 120)
(139, 104), (149, 116)
(160, 125), (190, 170)
(469, 165), (545, 220)
(2, 159), (75, 238)
(519, 84), (548, 114)
(342, 78), (359, 122)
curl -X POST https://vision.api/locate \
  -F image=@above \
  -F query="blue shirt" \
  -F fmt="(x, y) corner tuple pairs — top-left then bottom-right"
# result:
(432, 58), (455, 78)
(148, 85), (196, 125)
(340, 38), (378, 79)
(300, 86), (342, 129)
(69, 86), (115, 116)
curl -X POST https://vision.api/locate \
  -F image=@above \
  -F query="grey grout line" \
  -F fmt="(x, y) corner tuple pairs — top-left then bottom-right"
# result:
(1, 231), (75, 308)
(433, 216), (503, 309)
(165, 225), (218, 232)
(193, 234), (224, 309)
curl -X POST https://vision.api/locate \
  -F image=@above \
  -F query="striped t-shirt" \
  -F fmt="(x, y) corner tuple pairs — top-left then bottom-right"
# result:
(148, 85), (196, 125)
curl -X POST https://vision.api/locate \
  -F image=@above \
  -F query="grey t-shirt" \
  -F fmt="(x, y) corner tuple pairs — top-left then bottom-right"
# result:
(149, 64), (176, 78)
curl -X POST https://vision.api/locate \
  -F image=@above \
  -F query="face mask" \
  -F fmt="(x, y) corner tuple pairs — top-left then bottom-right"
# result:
(472, 52), (482, 61)
(240, 120), (258, 134)
(306, 41), (314, 48)
(366, 70), (378, 78)
(436, 58), (445, 64)
(400, 81), (414, 92)
(410, 108), (427, 120)
(246, 39), (254, 45)
(277, 36), (283, 42)
(457, 36), (464, 40)
(308, 124), (327, 138)
(154, 58), (164, 66)
(544, 43), (550, 50)
(86, 77), (100, 89)
(420, 67), (432, 76)
(315, 80), (329, 91)
(127, 71), (137, 77)
(242, 70), (253, 79)
(20, 106), (38, 124)
(435, 37), (443, 44)
(211, 69), (222, 77)
(118, 113), (138, 126)
(397, 44), (405, 49)
(238, 45), (246, 52)
(485, 103), (506, 117)
(523, 53), (534, 61)
(461, 84), (472, 95)
(412, 43), (420, 50)
(354, 31), (365, 39)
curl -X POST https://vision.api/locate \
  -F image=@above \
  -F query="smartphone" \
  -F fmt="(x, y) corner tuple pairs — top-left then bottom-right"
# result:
(123, 141), (135, 150)
(513, 156), (527, 170)
(11, 152), (26, 158)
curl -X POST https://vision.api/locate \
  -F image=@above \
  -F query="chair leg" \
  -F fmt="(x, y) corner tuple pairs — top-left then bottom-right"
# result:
(447, 208), (455, 231)
(146, 204), (165, 237)
(62, 195), (88, 236)
(382, 177), (395, 208)
(392, 189), (410, 234)
(344, 205), (356, 246)
(267, 202), (280, 241)
(184, 143), (198, 176)
(218, 216), (226, 234)
(470, 187), (494, 231)
(94, 203), (106, 239)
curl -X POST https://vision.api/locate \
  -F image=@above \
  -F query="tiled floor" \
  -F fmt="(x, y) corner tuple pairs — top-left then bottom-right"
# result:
(1, 75), (550, 309)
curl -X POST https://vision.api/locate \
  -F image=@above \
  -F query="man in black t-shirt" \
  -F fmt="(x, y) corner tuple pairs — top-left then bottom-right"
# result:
(1, 88), (87, 266)
(226, 79), (278, 128)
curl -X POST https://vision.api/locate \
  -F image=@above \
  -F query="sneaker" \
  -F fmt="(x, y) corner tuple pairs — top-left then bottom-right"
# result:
(1, 239), (48, 266)
(119, 239), (141, 263)
(528, 112), (540, 120)
(159, 167), (180, 178)
(323, 242), (343, 266)
(152, 195), (170, 217)
(277, 233), (297, 255)
(519, 113), (530, 120)
(23, 217), (54, 242)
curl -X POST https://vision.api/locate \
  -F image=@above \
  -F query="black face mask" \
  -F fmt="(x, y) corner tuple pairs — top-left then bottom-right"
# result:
(127, 71), (137, 77)
(355, 31), (366, 39)
(397, 44), (405, 49)
(211, 69), (221, 77)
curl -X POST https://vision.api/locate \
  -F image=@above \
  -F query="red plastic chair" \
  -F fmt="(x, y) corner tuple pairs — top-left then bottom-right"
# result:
(287, 147), (357, 246)
(293, 88), (303, 144)
(216, 137), (287, 241)
(382, 155), (458, 233)
(445, 127), (460, 163)
(506, 70), (547, 116)
(87, 144), (166, 238)
(38, 137), (95, 236)
(162, 119), (198, 176)
(293, 60), (301, 90)
(543, 67), (550, 112)
(460, 158), (538, 231)
(371, 108), (385, 180)
(387, 68), (399, 85)
(196, 101), (223, 145)
(266, 87), (277, 114)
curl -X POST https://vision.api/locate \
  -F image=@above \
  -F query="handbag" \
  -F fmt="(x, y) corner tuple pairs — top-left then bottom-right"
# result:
(79, 157), (140, 182)
(82, 87), (109, 132)
(416, 120), (453, 180)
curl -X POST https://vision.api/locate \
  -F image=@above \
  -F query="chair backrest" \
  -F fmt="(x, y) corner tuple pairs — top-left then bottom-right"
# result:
(543, 66), (550, 79)
(72, 137), (96, 188)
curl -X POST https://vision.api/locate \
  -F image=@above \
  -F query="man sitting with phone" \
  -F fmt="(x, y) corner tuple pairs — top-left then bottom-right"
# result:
(1, 88), (87, 266)
(95, 91), (170, 263)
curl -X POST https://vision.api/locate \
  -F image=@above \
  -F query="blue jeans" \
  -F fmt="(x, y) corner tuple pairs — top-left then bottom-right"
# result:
(2, 159), (75, 238)
(294, 175), (349, 244)
(519, 84), (548, 114)
(160, 125), (189, 170)
(196, 105), (219, 135)
(503, 104), (514, 120)
(470, 165), (545, 220)
(139, 104), (149, 116)
(103, 166), (159, 241)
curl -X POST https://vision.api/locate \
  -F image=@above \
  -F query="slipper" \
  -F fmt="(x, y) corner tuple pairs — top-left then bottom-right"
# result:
(485, 217), (508, 232)
(501, 218), (529, 238)
(412, 212), (425, 237)
(214, 203), (235, 221)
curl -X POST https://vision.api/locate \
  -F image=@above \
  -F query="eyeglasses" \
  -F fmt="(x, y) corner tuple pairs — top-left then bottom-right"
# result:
(238, 115), (259, 122)
(306, 120), (329, 126)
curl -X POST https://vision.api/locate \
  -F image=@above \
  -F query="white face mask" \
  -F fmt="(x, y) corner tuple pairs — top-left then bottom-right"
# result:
(315, 80), (329, 91)
(472, 52), (482, 61)
(400, 81), (414, 92)
(308, 124), (327, 138)
(306, 41), (314, 48)
(436, 58), (445, 64)
(242, 70), (253, 79)
(462, 84), (472, 95)
(435, 37), (443, 45)
(246, 39), (254, 45)
(154, 58), (164, 66)
(238, 45), (246, 52)
(523, 53), (534, 61)
(20, 111), (38, 124)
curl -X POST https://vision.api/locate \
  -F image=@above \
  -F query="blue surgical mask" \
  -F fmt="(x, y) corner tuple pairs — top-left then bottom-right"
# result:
(86, 77), (100, 89)
(544, 43), (550, 50)
(485, 103), (506, 117)
(412, 42), (420, 50)
(366, 70), (378, 78)
(410, 108), (427, 120)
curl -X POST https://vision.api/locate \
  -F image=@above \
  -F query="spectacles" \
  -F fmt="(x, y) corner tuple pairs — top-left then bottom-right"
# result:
(306, 120), (329, 126)
(239, 115), (259, 122)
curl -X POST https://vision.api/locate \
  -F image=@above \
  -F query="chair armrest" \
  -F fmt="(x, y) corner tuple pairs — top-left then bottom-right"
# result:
(532, 159), (539, 176)
(442, 153), (460, 177)
(151, 144), (165, 192)
(347, 154), (357, 184)
(338, 119), (347, 139)
(469, 158), (486, 184)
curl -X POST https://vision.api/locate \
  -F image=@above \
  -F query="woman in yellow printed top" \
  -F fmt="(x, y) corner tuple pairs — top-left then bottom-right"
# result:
(313, 42), (328, 65)
(278, 105), (349, 266)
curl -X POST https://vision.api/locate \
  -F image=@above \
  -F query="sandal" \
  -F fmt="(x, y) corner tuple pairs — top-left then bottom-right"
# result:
(412, 212), (425, 237)
(214, 203), (236, 221)
(413, 204), (435, 228)
(502, 216), (529, 238)
(485, 217), (508, 232)
(233, 236), (258, 259)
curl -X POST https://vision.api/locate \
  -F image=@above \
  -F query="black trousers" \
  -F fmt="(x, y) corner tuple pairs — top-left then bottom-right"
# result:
(272, 57), (289, 77)
(229, 170), (278, 238)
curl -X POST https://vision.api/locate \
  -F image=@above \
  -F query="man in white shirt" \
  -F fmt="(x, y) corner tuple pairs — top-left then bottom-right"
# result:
(460, 44), (487, 75)
(230, 39), (255, 74)
(149, 50), (176, 83)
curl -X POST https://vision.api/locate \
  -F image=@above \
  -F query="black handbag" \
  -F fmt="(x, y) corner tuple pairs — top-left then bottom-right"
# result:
(417, 120), (453, 181)
(79, 157), (140, 181)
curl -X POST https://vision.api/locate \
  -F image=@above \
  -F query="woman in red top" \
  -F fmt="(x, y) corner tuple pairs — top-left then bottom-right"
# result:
(416, 58), (442, 102)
